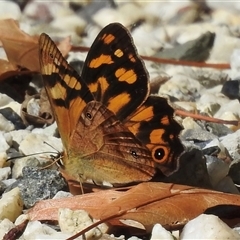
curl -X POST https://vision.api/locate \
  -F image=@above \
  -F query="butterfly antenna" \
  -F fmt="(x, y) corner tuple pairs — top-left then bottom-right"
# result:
(43, 141), (61, 154)
(7, 151), (59, 161)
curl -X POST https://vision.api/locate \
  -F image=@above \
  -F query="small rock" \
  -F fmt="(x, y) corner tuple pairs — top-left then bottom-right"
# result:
(1, 179), (16, 189)
(22, 220), (70, 240)
(215, 176), (239, 194)
(0, 93), (14, 107)
(0, 167), (11, 181)
(221, 79), (240, 100)
(93, 3), (143, 28)
(205, 155), (229, 188)
(154, 31), (215, 62)
(159, 74), (203, 101)
(19, 133), (62, 157)
(220, 129), (240, 160)
(150, 223), (174, 240)
(9, 129), (31, 149)
(51, 14), (86, 35)
(208, 32), (240, 63)
(11, 157), (40, 179)
(0, 0), (21, 20)
(0, 132), (10, 152)
(175, 102), (197, 112)
(0, 107), (25, 130)
(181, 117), (202, 131)
(15, 213), (29, 225)
(7, 167), (67, 208)
(59, 208), (100, 238)
(215, 99), (240, 121)
(0, 114), (15, 132)
(0, 152), (7, 168)
(159, 149), (212, 188)
(229, 161), (240, 185)
(197, 92), (230, 112)
(230, 49), (240, 79)
(0, 218), (15, 240)
(205, 122), (234, 137)
(26, 97), (40, 117)
(32, 121), (58, 136)
(199, 102), (221, 117)
(0, 187), (23, 222)
(53, 191), (73, 199)
(182, 128), (217, 142)
(180, 214), (240, 239)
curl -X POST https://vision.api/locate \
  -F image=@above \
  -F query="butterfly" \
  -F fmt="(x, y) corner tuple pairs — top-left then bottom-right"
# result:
(39, 23), (184, 186)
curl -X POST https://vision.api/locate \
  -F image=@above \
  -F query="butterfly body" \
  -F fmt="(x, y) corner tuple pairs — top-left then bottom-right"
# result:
(39, 23), (184, 186)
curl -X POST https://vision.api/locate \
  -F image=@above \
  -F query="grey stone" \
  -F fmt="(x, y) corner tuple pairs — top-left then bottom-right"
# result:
(6, 167), (67, 208)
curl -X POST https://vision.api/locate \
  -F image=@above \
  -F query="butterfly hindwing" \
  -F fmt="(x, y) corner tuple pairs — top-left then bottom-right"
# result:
(66, 101), (155, 184)
(81, 23), (150, 121)
(125, 96), (184, 176)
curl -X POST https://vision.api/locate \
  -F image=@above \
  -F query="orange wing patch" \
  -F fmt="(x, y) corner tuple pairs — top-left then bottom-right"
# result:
(89, 54), (114, 68)
(102, 33), (115, 44)
(115, 68), (137, 84)
(114, 49), (124, 57)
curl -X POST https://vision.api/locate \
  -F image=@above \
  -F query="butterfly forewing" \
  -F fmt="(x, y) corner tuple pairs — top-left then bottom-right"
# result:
(81, 23), (150, 121)
(39, 33), (94, 149)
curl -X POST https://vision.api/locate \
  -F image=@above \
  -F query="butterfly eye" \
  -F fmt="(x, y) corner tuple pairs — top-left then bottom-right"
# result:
(130, 149), (138, 159)
(152, 147), (167, 163)
(86, 112), (92, 120)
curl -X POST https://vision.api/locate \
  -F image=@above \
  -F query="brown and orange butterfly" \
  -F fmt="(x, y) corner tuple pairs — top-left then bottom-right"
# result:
(39, 23), (183, 186)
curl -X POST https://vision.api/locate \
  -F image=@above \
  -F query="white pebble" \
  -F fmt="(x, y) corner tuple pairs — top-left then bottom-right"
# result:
(58, 208), (100, 238)
(2, 178), (16, 188)
(150, 223), (174, 240)
(180, 214), (240, 239)
(19, 133), (62, 156)
(209, 33), (240, 63)
(0, 94), (14, 108)
(0, 132), (10, 152)
(220, 129), (240, 160)
(32, 122), (58, 136)
(11, 157), (39, 179)
(0, 114), (14, 132)
(0, 187), (23, 222)
(23, 220), (71, 240)
(0, 167), (11, 181)
(53, 191), (73, 199)
(159, 74), (203, 101)
(215, 99), (240, 119)
(15, 213), (29, 225)
(0, 152), (7, 168)
(181, 117), (202, 131)
(0, 218), (15, 240)
(0, 0), (21, 20)
(9, 129), (31, 149)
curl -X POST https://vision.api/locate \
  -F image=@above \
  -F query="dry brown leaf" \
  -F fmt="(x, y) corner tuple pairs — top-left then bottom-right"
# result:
(57, 35), (72, 57)
(28, 190), (122, 221)
(0, 18), (72, 74)
(0, 19), (39, 72)
(0, 59), (18, 74)
(0, 59), (25, 82)
(21, 88), (55, 126)
(27, 182), (240, 232)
